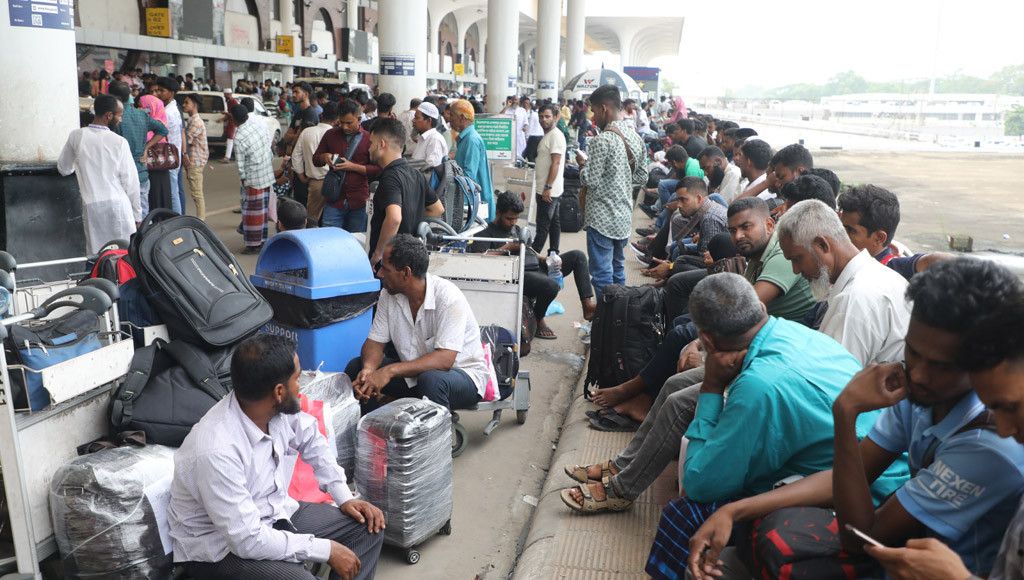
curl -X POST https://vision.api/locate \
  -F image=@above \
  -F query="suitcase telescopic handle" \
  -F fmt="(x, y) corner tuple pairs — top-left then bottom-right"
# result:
(78, 278), (120, 303)
(32, 286), (112, 318)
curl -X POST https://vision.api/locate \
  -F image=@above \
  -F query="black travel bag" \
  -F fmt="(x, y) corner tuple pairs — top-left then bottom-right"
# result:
(584, 284), (665, 390)
(109, 338), (233, 446)
(559, 191), (583, 233)
(129, 209), (273, 348)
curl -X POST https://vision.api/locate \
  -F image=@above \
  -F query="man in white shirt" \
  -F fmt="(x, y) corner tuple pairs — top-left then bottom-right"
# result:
(523, 97), (544, 162)
(168, 334), (384, 580)
(57, 95), (142, 254)
(735, 138), (773, 201)
(346, 234), (488, 411)
(777, 199), (910, 365)
(153, 76), (185, 214)
(698, 146), (743, 204)
(532, 103), (566, 254)
(410, 102), (448, 167)
(397, 98), (421, 155)
(292, 102), (339, 223)
(511, 98), (528, 159)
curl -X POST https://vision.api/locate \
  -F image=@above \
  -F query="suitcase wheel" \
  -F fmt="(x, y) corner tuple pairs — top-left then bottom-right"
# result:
(440, 519), (452, 535)
(452, 421), (468, 458)
(516, 410), (528, 424)
(406, 548), (420, 565)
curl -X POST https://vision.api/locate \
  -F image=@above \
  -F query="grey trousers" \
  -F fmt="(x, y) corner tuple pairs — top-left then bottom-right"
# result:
(611, 366), (705, 500)
(184, 501), (385, 580)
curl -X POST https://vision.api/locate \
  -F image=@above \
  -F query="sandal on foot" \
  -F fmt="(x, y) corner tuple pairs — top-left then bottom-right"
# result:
(563, 459), (614, 484)
(535, 327), (557, 340)
(560, 477), (634, 513)
(589, 414), (641, 432)
(584, 408), (618, 421)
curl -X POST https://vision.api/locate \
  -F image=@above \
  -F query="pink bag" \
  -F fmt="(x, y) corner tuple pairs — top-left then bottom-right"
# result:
(287, 395), (334, 504)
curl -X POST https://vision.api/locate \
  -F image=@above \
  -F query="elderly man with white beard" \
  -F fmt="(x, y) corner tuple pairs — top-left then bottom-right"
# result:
(777, 199), (911, 365)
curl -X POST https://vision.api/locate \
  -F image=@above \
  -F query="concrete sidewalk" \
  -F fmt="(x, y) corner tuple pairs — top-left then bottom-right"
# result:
(513, 200), (679, 579)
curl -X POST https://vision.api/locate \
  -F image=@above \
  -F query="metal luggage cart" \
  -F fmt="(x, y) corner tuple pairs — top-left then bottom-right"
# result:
(418, 226), (532, 457)
(0, 253), (134, 579)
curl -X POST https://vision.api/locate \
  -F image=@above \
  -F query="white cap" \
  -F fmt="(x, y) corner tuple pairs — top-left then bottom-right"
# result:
(418, 102), (439, 119)
(224, 88), (233, 94)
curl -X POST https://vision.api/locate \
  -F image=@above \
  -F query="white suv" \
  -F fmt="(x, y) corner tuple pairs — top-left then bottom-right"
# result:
(175, 91), (282, 151)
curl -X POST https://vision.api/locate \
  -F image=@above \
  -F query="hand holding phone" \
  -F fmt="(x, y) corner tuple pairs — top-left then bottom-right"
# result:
(844, 523), (885, 548)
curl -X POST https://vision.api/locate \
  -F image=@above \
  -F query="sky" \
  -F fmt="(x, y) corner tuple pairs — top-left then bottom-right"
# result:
(579, 0), (1024, 96)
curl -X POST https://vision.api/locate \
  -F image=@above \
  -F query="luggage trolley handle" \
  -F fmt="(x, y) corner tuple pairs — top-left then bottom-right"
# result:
(27, 286), (111, 320)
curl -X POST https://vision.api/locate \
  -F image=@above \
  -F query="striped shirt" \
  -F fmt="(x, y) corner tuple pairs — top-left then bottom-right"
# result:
(167, 392), (353, 564)
(233, 119), (274, 189)
(184, 114), (208, 168)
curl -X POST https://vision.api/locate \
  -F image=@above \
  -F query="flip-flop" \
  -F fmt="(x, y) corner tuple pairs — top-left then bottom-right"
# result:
(535, 327), (557, 340)
(589, 414), (641, 432)
(584, 408), (619, 421)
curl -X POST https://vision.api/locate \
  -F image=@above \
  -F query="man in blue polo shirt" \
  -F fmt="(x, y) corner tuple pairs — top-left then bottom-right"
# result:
(686, 258), (1024, 580)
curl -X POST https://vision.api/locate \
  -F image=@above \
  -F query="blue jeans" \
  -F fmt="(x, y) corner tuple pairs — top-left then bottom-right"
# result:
(176, 166), (186, 214)
(169, 167), (182, 214)
(322, 204), (368, 233)
(654, 179), (679, 229)
(586, 226), (626, 298)
(345, 356), (482, 411)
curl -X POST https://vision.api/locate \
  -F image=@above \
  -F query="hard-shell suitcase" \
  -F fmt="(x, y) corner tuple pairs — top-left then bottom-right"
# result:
(129, 209), (273, 348)
(355, 398), (453, 564)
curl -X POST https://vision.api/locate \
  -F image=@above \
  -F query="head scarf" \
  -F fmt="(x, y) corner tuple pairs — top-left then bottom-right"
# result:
(669, 97), (687, 123)
(140, 94), (168, 141)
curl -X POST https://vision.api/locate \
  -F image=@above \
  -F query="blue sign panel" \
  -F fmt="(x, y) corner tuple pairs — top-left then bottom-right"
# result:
(538, 81), (555, 90)
(624, 66), (660, 82)
(9, 0), (73, 30)
(380, 54), (416, 77)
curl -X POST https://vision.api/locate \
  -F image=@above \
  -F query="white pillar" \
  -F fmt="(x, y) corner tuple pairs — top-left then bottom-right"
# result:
(536, 0), (560, 100)
(346, 0), (359, 83)
(0, 13), (77, 162)
(175, 55), (197, 79)
(486, 0), (518, 113)
(565, 0), (586, 81)
(378, 0), (427, 116)
(477, 26), (487, 77)
(279, 0), (295, 83)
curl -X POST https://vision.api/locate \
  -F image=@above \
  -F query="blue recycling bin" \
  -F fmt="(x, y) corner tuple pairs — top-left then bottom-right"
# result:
(251, 228), (380, 372)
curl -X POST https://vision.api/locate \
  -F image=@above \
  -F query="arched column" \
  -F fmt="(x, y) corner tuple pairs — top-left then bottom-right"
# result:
(535, 0), (561, 100)
(486, 0), (518, 112)
(565, 0), (585, 80)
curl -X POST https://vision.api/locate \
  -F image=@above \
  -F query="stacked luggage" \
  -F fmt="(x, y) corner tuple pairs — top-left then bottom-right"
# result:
(355, 398), (454, 564)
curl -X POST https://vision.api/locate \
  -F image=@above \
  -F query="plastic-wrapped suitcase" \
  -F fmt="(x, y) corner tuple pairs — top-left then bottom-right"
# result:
(299, 370), (361, 477)
(49, 445), (176, 580)
(355, 398), (453, 564)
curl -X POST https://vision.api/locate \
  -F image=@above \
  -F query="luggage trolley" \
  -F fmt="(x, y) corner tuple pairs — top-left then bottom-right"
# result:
(0, 251), (134, 579)
(417, 225), (532, 457)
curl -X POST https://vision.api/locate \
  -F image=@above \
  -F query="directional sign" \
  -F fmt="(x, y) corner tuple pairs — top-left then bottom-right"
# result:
(146, 7), (170, 37)
(310, 43), (319, 54)
(8, 0), (73, 31)
(454, 63), (464, 76)
(475, 114), (515, 161)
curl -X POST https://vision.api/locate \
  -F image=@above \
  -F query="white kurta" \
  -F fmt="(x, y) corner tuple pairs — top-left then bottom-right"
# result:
(513, 106), (528, 158)
(57, 126), (142, 254)
(412, 127), (449, 167)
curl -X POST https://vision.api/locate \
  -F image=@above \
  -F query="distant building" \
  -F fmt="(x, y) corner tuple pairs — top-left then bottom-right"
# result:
(821, 93), (1024, 126)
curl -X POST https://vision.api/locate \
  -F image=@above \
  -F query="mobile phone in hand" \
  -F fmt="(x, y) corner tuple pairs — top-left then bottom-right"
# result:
(844, 524), (885, 548)
(332, 154), (343, 166)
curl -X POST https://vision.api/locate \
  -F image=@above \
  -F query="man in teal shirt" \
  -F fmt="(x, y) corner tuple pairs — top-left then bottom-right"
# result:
(450, 99), (494, 219)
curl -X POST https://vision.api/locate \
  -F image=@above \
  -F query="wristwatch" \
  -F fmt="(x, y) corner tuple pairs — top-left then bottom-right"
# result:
(544, 185), (552, 190)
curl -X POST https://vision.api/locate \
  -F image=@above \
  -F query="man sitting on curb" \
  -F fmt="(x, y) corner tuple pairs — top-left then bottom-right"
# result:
(345, 234), (487, 411)
(468, 191), (595, 341)
(685, 259), (1024, 580)
(561, 274), (905, 523)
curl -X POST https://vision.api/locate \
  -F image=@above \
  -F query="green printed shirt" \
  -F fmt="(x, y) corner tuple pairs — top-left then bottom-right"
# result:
(580, 120), (648, 240)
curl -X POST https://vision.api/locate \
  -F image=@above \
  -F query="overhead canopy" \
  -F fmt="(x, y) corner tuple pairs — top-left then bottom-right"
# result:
(563, 69), (643, 100)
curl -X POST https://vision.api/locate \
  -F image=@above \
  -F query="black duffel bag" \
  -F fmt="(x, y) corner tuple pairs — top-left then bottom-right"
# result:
(110, 339), (233, 446)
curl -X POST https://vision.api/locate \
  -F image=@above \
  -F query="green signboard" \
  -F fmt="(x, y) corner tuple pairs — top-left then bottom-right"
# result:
(475, 114), (515, 161)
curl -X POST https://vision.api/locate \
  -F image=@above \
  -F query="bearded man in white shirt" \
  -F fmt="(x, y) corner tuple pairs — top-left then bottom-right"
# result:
(57, 94), (142, 254)
(777, 199), (911, 366)
(410, 102), (448, 167)
(168, 334), (384, 580)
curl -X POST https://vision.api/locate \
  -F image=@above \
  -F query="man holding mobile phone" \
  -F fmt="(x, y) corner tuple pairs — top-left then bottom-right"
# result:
(313, 99), (380, 233)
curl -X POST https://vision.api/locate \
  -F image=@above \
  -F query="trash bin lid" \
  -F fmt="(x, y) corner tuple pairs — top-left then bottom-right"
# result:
(251, 229), (380, 299)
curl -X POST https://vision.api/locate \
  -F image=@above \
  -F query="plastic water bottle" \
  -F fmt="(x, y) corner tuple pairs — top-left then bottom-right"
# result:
(547, 252), (564, 289)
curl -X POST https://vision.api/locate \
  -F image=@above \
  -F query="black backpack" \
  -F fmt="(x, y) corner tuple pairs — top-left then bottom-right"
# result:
(584, 285), (665, 390)
(110, 339), (233, 446)
(559, 193), (583, 233)
(129, 210), (273, 348)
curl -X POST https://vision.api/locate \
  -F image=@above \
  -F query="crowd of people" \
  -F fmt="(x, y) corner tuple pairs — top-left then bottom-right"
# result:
(59, 66), (1024, 580)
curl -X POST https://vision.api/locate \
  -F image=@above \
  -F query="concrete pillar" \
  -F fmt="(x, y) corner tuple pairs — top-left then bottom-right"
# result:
(477, 25), (487, 77)
(536, 0), (560, 100)
(175, 55), (197, 79)
(486, 0), (518, 112)
(346, 0), (359, 83)
(279, 0), (295, 83)
(565, 0), (585, 81)
(378, 0), (427, 116)
(0, 13), (77, 162)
